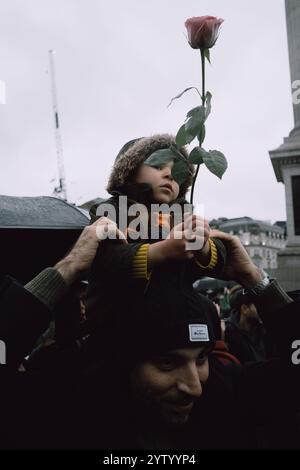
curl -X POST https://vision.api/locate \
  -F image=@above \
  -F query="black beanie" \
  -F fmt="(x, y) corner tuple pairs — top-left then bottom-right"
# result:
(96, 269), (216, 361)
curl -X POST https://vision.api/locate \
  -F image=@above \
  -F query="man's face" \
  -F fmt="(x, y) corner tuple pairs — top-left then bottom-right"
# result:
(133, 161), (180, 203)
(130, 346), (209, 427)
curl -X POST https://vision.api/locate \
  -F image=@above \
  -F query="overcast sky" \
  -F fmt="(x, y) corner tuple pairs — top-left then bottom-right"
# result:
(0, 0), (294, 223)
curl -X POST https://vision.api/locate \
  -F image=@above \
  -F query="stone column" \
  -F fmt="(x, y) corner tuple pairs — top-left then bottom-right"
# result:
(286, 0), (300, 137)
(268, 0), (300, 290)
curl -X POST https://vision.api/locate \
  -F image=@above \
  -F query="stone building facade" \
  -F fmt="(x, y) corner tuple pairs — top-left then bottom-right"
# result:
(210, 217), (286, 270)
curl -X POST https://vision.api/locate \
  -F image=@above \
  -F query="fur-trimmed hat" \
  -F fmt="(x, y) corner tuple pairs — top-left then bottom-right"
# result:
(106, 134), (194, 199)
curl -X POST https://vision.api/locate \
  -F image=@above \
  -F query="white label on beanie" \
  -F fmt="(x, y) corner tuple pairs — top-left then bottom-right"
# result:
(189, 324), (209, 342)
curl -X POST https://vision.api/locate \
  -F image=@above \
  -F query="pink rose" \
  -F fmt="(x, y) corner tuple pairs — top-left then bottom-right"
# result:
(185, 16), (224, 49)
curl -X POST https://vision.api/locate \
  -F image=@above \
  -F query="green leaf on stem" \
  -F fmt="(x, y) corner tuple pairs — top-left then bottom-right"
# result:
(144, 147), (191, 185)
(170, 144), (193, 183)
(186, 106), (204, 119)
(176, 124), (187, 148)
(172, 158), (191, 185)
(170, 144), (191, 184)
(167, 87), (201, 108)
(197, 125), (206, 146)
(188, 147), (209, 164)
(170, 144), (185, 160)
(144, 149), (174, 167)
(203, 48), (211, 64)
(176, 124), (194, 147)
(205, 91), (212, 119)
(185, 106), (206, 139)
(203, 150), (228, 179)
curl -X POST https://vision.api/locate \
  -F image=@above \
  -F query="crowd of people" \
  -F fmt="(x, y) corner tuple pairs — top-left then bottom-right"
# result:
(1, 134), (300, 450)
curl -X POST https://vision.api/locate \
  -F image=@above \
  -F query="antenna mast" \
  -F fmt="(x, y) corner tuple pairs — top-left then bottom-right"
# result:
(48, 49), (67, 201)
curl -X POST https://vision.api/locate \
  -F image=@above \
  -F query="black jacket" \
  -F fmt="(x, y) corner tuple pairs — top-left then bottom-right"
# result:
(225, 318), (267, 364)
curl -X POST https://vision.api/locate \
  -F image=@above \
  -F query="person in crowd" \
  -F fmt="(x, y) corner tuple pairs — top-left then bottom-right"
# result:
(1, 228), (299, 449)
(206, 296), (240, 366)
(225, 284), (274, 364)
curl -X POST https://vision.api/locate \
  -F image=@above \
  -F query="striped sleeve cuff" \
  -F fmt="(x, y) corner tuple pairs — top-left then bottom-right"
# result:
(132, 243), (151, 280)
(25, 267), (68, 311)
(194, 239), (218, 270)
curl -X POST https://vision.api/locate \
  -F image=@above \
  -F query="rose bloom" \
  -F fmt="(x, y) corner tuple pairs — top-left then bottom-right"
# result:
(185, 16), (224, 49)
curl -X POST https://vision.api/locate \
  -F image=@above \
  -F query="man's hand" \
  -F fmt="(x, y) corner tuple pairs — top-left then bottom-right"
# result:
(209, 229), (264, 288)
(55, 217), (127, 285)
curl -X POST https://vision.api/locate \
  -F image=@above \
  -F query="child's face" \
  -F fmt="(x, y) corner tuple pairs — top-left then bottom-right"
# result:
(133, 161), (180, 203)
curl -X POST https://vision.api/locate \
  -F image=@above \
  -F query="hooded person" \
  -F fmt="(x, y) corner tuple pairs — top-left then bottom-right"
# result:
(85, 133), (227, 333)
(225, 285), (275, 364)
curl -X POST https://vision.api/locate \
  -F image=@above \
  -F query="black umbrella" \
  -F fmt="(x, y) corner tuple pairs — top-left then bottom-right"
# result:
(0, 195), (89, 283)
(194, 277), (235, 291)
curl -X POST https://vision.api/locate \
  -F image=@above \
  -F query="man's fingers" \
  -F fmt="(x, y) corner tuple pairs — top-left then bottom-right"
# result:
(210, 229), (242, 246)
(96, 216), (117, 227)
(209, 229), (232, 240)
(210, 229), (251, 258)
(96, 223), (114, 240)
(115, 228), (128, 244)
(94, 217), (127, 242)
